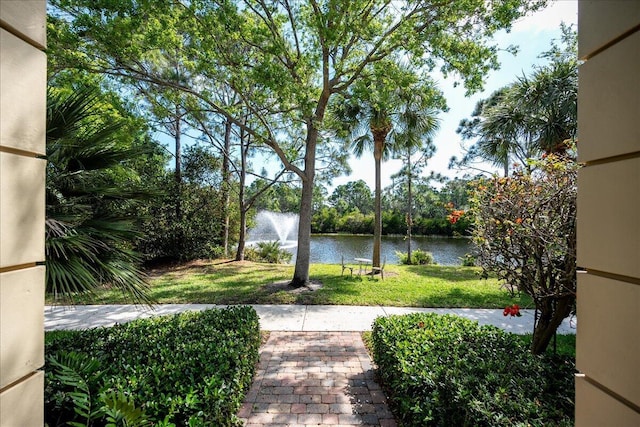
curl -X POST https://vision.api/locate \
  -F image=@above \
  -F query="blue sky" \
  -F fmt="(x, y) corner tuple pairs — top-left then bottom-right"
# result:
(331, 0), (578, 191)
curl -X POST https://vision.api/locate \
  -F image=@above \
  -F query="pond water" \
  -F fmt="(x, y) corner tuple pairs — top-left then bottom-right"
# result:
(288, 234), (473, 266)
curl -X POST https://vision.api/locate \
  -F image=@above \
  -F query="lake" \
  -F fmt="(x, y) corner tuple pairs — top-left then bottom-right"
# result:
(285, 234), (473, 266)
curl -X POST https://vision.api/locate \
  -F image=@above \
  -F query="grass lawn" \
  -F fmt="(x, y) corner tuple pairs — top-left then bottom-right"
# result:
(515, 333), (576, 357)
(50, 259), (533, 308)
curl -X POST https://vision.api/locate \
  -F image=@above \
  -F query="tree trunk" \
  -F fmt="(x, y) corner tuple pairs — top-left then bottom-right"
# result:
(407, 149), (413, 264)
(530, 294), (575, 354)
(235, 201), (247, 261)
(291, 123), (317, 287)
(291, 90), (328, 287)
(235, 123), (249, 261)
(222, 119), (232, 257)
(371, 128), (388, 269)
(174, 111), (182, 221)
(292, 173), (314, 287)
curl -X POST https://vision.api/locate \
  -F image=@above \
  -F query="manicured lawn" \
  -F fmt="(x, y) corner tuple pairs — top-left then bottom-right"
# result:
(49, 260), (532, 308)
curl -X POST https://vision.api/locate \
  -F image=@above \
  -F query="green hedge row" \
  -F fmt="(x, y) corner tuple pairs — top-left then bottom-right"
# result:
(371, 313), (575, 426)
(45, 306), (260, 427)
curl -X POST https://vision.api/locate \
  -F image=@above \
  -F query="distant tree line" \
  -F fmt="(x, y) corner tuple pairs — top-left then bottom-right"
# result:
(311, 179), (471, 236)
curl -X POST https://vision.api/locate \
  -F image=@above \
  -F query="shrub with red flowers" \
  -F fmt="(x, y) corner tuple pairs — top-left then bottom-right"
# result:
(445, 202), (466, 225)
(447, 209), (465, 224)
(503, 304), (522, 317)
(470, 154), (579, 354)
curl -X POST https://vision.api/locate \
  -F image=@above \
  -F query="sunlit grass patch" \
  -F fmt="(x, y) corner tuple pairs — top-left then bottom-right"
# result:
(47, 260), (530, 308)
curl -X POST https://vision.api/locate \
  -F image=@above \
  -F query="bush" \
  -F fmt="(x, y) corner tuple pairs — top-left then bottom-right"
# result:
(244, 240), (293, 264)
(45, 307), (261, 427)
(412, 217), (472, 236)
(371, 313), (575, 426)
(396, 249), (435, 265)
(137, 180), (233, 263)
(471, 155), (579, 354)
(460, 252), (477, 266)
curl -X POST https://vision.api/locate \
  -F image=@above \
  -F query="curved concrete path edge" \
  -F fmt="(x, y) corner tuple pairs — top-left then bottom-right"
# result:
(45, 304), (577, 334)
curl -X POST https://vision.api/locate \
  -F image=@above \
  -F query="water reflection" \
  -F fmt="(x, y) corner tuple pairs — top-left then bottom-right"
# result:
(287, 235), (472, 266)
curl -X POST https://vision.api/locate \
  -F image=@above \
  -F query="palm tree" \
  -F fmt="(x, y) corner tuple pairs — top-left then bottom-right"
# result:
(332, 63), (444, 267)
(512, 59), (577, 155)
(456, 31), (577, 173)
(457, 88), (520, 176)
(46, 84), (153, 304)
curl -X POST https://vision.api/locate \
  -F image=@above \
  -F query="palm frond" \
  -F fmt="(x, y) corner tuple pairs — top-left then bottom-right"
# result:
(46, 87), (100, 144)
(46, 82), (153, 306)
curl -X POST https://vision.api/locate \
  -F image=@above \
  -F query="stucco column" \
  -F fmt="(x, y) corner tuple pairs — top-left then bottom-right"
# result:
(576, 1), (640, 425)
(0, 1), (47, 425)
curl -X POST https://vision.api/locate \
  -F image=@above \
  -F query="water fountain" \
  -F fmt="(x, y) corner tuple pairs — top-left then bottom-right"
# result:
(247, 211), (299, 249)
(245, 211), (471, 265)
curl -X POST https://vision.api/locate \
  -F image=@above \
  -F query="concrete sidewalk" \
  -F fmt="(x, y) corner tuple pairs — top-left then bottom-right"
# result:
(45, 304), (576, 334)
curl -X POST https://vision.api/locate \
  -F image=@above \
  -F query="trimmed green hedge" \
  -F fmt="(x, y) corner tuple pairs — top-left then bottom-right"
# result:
(45, 306), (260, 427)
(371, 313), (575, 426)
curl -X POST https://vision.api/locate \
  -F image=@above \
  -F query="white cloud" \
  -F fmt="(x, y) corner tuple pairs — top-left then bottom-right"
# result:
(512, 0), (578, 33)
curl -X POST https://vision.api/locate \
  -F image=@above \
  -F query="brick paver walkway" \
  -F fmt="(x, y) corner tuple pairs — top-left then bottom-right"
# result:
(239, 332), (397, 426)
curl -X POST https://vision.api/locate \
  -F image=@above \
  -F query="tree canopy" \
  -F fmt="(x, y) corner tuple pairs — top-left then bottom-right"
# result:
(50, 0), (547, 285)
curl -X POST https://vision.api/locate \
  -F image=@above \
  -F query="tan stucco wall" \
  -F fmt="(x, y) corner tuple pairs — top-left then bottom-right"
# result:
(0, 1), (47, 426)
(576, 1), (640, 425)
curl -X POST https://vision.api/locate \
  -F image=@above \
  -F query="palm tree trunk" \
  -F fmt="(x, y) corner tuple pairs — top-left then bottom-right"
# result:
(372, 134), (385, 269)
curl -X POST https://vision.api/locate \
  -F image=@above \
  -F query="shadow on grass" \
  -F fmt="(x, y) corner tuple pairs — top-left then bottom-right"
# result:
(294, 274), (364, 305)
(404, 265), (489, 282)
(149, 262), (369, 305)
(147, 261), (294, 304)
(416, 287), (533, 309)
(60, 261), (526, 308)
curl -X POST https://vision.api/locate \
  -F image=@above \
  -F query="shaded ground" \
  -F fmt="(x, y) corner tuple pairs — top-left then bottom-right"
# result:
(146, 259), (398, 301)
(264, 279), (324, 294)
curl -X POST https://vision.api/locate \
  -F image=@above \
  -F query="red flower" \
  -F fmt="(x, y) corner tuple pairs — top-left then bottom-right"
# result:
(503, 304), (522, 317)
(447, 209), (465, 225)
